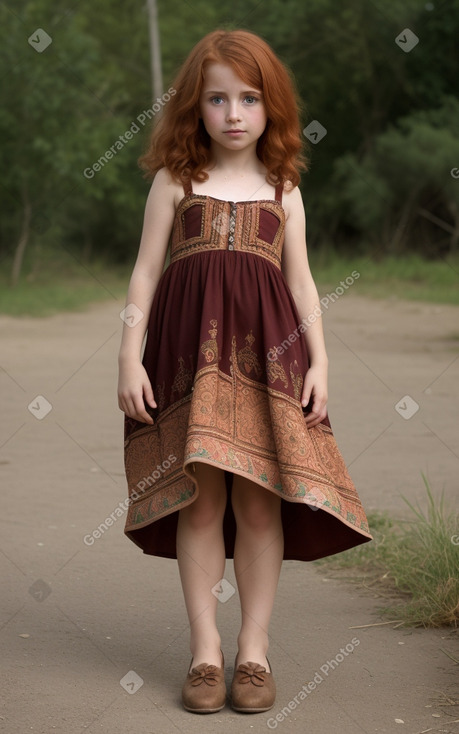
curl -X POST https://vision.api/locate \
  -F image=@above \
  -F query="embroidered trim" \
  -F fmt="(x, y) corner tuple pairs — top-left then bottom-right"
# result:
(169, 195), (285, 269)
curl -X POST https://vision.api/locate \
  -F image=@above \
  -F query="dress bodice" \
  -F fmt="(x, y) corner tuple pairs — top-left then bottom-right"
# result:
(169, 179), (285, 270)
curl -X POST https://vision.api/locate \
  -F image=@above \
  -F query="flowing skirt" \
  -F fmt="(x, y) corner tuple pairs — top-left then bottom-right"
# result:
(123, 249), (372, 560)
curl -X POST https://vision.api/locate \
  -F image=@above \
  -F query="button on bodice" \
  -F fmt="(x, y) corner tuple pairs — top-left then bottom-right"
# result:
(228, 202), (237, 250)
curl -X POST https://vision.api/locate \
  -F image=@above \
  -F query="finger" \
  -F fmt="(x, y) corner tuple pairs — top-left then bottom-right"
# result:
(305, 413), (323, 428)
(130, 395), (154, 424)
(304, 410), (319, 426)
(305, 404), (327, 427)
(119, 396), (132, 416)
(139, 405), (155, 424)
(304, 394), (326, 422)
(301, 387), (312, 408)
(143, 381), (157, 409)
(125, 397), (138, 420)
(309, 392), (327, 415)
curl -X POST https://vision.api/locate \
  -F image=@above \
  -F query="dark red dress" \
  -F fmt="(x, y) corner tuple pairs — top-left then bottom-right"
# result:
(123, 178), (372, 560)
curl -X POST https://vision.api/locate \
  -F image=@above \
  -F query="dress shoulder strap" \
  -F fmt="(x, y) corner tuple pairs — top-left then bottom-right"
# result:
(274, 181), (283, 203)
(183, 178), (193, 196)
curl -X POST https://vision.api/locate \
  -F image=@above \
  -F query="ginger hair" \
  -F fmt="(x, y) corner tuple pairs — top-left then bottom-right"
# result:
(138, 29), (309, 187)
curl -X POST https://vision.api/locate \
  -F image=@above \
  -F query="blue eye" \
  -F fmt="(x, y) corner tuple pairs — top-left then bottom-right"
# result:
(245, 96), (258, 104)
(210, 96), (224, 105)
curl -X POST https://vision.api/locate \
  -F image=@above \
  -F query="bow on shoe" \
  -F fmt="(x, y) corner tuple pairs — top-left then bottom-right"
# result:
(189, 663), (220, 687)
(237, 662), (267, 686)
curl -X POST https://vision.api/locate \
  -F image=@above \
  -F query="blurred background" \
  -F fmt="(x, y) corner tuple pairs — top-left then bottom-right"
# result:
(0, 0), (458, 312)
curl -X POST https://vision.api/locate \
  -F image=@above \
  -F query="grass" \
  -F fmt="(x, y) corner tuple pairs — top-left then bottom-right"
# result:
(0, 251), (458, 317)
(314, 473), (459, 628)
(0, 258), (129, 317)
(309, 251), (459, 305)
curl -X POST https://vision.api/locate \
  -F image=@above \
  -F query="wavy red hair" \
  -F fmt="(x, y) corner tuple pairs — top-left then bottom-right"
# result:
(138, 29), (309, 187)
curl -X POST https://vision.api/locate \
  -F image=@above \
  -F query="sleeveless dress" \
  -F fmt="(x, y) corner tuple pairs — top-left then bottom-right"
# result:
(123, 178), (372, 560)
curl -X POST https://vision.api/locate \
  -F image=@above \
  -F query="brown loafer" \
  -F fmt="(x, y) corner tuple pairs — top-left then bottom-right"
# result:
(181, 649), (226, 713)
(231, 657), (276, 713)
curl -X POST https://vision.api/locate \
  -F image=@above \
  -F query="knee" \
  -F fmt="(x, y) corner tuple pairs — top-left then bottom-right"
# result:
(182, 467), (226, 530)
(232, 485), (280, 533)
(184, 493), (225, 530)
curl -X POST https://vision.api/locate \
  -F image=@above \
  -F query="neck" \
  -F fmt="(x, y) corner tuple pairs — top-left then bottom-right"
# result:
(206, 142), (262, 176)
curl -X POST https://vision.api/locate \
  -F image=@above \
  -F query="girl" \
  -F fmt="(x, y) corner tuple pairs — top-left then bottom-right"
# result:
(118, 28), (372, 715)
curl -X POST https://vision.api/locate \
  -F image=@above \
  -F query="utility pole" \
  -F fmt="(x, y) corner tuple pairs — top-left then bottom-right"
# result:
(147, 0), (163, 100)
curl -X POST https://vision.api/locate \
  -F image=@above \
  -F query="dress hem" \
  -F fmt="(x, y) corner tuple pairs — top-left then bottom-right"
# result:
(123, 457), (373, 549)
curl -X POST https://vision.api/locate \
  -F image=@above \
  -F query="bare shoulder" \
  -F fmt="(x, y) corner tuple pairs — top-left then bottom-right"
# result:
(149, 166), (183, 209)
(140, 167), (180, 244)
(281, 182), (304, 222)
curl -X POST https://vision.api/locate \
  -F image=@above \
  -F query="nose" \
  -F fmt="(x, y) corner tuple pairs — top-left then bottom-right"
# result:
(226, 99), (242, 122)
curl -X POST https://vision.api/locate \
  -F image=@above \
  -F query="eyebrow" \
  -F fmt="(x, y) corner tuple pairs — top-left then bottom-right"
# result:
(203, 89), (262, 95)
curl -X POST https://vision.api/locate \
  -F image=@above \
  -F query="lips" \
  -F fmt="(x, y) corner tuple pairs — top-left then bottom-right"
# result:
(224, 129), (245, 133)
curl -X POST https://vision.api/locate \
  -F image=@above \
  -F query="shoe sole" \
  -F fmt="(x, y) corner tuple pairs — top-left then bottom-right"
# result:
(231, 703), (275, 713)
(183, 703), (226, 714)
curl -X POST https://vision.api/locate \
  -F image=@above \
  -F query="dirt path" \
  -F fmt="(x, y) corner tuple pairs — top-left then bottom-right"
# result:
(0, 293), (458, 733)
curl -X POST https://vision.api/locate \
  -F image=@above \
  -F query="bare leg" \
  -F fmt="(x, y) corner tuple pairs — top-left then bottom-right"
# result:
(231, 475), (284, 672)
(176, 462), (227, 670)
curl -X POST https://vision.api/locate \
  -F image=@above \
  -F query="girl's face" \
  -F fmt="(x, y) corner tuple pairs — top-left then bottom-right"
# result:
(199, 62), (267, 154)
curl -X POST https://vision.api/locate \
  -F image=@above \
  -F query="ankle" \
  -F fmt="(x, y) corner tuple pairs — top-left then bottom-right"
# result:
(189, 635), (222, 668)
(236, 634), (270, 670)
(237, 632), (268, 653)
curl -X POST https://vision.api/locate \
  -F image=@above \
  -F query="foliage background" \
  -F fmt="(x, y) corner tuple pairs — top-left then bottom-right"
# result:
(1, 0), (458, 291)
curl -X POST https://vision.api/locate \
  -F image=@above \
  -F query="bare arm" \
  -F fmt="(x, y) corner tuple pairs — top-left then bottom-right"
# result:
(281, 186), (328, 427)
(117, 167), (177, 423)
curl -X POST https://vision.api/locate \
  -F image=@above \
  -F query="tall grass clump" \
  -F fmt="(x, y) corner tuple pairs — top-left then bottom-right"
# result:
(315, 473), (459, 628)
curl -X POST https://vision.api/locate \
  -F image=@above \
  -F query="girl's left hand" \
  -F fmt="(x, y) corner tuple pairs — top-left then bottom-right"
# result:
(301, 365), (328, 428)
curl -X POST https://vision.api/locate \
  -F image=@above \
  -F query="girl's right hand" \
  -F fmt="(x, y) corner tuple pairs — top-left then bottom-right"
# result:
(117, 360), (157, 424)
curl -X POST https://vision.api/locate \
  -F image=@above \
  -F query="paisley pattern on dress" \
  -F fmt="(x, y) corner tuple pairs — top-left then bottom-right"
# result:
(124, 319), (372, 560)
(237, 330), (263, 379)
